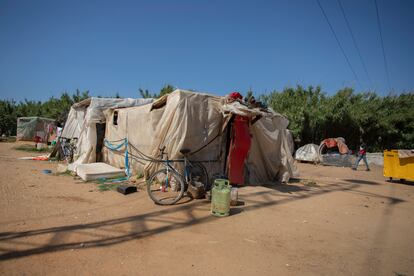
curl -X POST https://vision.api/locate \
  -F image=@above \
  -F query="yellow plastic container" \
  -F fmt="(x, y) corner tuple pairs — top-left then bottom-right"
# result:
(383, 150), (414, 181)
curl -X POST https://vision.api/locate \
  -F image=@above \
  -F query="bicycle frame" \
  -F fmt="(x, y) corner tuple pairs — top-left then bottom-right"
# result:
(156, 145), (210, 191)
(147, 147), (211, 205)
(159, 157), (191, 190)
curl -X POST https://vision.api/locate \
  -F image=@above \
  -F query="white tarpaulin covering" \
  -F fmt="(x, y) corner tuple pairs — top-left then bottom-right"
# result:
(295, 143), (320, 162)
(60, 97), (154, 171)
(104, 90), (224, 178)
(246, 116), (298, 183)
(103, 89), (298, 184)
(286, 129), (294, 155)
(60, 108), (85, 139)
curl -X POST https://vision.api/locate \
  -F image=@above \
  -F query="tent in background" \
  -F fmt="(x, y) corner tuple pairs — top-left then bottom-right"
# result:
(16, 117), (57, 143)
(295, 144), (320, 163)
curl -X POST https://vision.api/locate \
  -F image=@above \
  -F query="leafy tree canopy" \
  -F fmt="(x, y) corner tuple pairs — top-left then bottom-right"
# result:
(260, 86), (414, 151)
(1, 85), (412, 152)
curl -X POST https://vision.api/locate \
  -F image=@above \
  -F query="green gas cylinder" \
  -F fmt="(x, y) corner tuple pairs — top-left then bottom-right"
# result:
(211, 179), (231, 217)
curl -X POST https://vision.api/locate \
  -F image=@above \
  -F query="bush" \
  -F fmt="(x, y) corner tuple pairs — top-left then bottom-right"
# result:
(260, 86), (414, 152)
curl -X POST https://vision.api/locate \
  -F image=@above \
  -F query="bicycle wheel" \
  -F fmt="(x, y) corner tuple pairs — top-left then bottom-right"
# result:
(189, 162), (210, 191)
(147, 168), (185, 205)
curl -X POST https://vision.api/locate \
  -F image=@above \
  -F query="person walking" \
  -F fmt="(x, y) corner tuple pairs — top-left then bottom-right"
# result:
(353, 142), (370, 171)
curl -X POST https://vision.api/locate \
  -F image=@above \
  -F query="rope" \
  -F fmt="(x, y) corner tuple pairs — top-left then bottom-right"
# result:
(104, 138), (130, 177)
(105, 138), (127, 151)
(104, 135), (220, 175)
(189, 131), (221, 156)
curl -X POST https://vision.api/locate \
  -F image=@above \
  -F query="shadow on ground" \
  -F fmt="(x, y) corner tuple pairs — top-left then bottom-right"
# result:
(343, 179), (380, 185)
(0, 180), (405, 261)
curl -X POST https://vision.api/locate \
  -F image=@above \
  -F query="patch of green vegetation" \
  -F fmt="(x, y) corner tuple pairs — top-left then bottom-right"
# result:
(303, 180), (319, 187)
(14, 144), (51, 153)
(57, 170), (72, 176)
(95, 176), (126, 184)
(93, 176), (129, 191)
(288, 178), (301, 183)
(0, 136), (16, 142)
(97, 183), (120, 192)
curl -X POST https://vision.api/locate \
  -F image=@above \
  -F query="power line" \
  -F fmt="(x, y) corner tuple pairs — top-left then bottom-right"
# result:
(316, 0), (363, 90)
(374, 0), (392, 93)
(337, 0), (374, 90)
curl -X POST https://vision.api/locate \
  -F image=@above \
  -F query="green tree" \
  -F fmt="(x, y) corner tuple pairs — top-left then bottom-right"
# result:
(139, 88), (155, 98)
(0, 100), (17, 136)
(246, 88), (253, 100)
(139, 84), (175, 99)
(0, 90), (90, 135)
(261, 86), (414, 151)
(159, 84), (174, 97)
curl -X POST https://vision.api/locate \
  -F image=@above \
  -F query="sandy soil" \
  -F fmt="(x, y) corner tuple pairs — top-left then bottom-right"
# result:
(0, 142), (413, 276)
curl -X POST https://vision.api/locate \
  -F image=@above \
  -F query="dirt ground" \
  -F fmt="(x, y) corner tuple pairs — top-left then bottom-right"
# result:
(0, 142), (413, 276)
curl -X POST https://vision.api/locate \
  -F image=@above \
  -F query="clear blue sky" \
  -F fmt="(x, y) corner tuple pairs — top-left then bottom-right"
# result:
(0, 0), (413, 101)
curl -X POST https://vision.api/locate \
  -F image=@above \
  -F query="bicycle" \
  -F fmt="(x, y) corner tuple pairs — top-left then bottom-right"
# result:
(59, 138), (77, 162)
(147, 147), (209, 205)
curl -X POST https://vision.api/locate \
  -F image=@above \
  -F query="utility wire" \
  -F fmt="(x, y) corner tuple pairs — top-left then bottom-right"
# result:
(337, 0), (374, 90)
(374, 0), (392, 93)
(316, 0), (363, 90)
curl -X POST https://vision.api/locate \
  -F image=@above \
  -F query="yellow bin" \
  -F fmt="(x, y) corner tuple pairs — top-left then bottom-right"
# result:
(383, 150), (414, 181)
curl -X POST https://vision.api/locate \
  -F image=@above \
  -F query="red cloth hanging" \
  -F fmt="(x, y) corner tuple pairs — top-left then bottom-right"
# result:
(227, 115), (251, 185)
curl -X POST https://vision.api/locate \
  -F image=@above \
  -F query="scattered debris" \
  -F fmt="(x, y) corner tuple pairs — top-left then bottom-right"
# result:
(187, 181), (206, 199)
(56, 164), (68, 174)
(18, 155), (49, 161)
(42, 169), (52, 174)
(304, 180), (319, 187)
(117, 185), (137, 195)
(244, 238), (258, 243)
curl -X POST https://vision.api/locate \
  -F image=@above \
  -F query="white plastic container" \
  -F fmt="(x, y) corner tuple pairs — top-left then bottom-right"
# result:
(230, 187), (238, 206)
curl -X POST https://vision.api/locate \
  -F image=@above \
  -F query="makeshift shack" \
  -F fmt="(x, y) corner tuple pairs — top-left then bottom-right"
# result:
(103, 89), (298, 184)
(59, 97), (153, 169)
(286, 129), (294, 155)
(16, 117), (57, 143)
